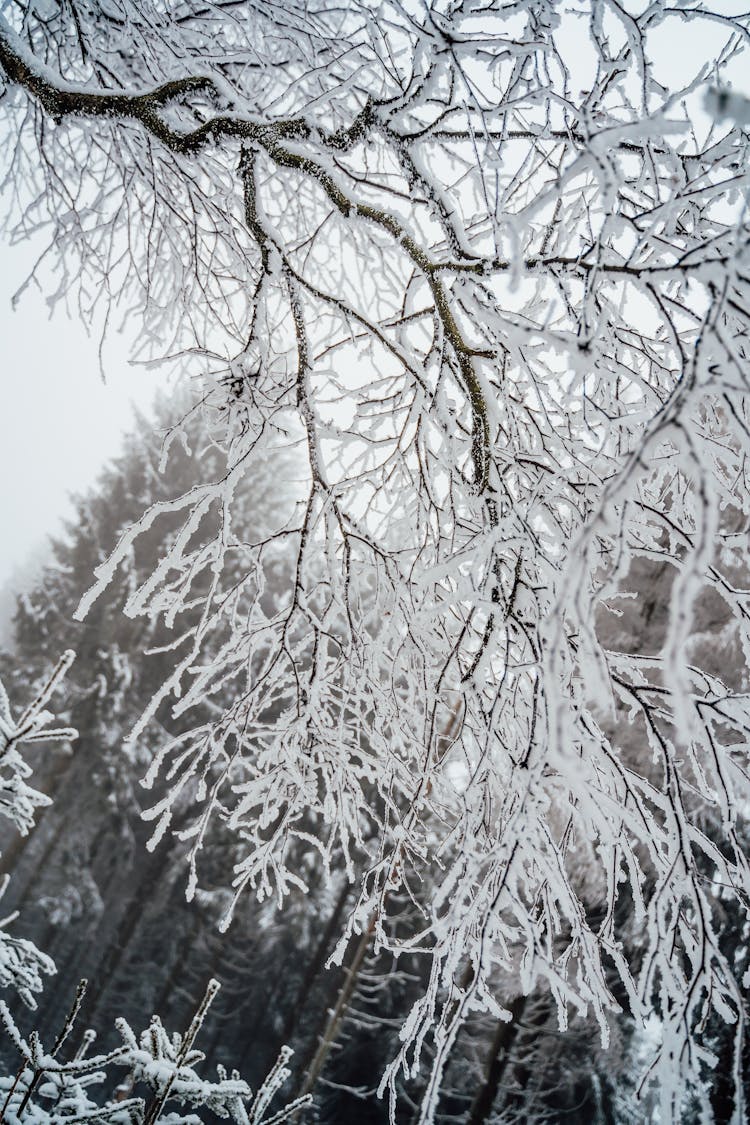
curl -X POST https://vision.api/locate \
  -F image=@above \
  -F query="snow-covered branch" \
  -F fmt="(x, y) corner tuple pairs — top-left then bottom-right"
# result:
(3, 0), (750, 1119)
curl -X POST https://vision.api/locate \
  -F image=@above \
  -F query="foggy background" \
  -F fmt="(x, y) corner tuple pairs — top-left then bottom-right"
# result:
(0, 237), (160, 638)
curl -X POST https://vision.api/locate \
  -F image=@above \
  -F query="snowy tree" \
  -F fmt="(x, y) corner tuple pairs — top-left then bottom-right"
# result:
(0, 653), (76, 1012)
(0, 395), (304, 1083)
(0, 654), (308, 1123)
(3, 1), (750, 1120)
(0, 976), (310, 1124)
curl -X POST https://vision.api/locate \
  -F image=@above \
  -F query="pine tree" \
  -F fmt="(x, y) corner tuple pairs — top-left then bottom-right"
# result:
(0, 418), (308, 1123)
(0, 392), (306, 1067)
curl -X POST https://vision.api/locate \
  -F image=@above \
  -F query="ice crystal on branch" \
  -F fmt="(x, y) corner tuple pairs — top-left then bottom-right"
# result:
(0, 652), (76, 840)
(0, 652), (76, 1009)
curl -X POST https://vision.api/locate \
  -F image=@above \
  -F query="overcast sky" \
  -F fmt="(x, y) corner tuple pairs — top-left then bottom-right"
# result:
(0, 238), (161, 597)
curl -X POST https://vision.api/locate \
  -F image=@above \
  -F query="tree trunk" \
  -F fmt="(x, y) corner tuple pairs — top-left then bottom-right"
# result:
(293, 911), (376, 1117)
(466, 995), (527, 1125)
(279, 878), (351, 1051)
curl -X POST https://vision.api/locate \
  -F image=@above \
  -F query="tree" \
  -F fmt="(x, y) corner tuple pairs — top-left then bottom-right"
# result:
(0, 646), (309, 1123)
(0, 653), (76, 1014)
(2, 2), (750, 1120)
(0, 394), (306, 1081)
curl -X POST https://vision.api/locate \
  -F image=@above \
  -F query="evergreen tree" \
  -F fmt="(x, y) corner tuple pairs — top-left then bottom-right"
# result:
(0, 393), (306, 1075)
(0, 407), (308, 1124)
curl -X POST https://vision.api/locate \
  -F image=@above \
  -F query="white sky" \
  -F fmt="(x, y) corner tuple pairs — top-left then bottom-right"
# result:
(0, 238), (160, 592)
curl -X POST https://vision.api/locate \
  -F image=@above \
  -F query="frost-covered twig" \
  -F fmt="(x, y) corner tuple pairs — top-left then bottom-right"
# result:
(0, 652), (76, 1010)
(0, 650), (77, 838)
